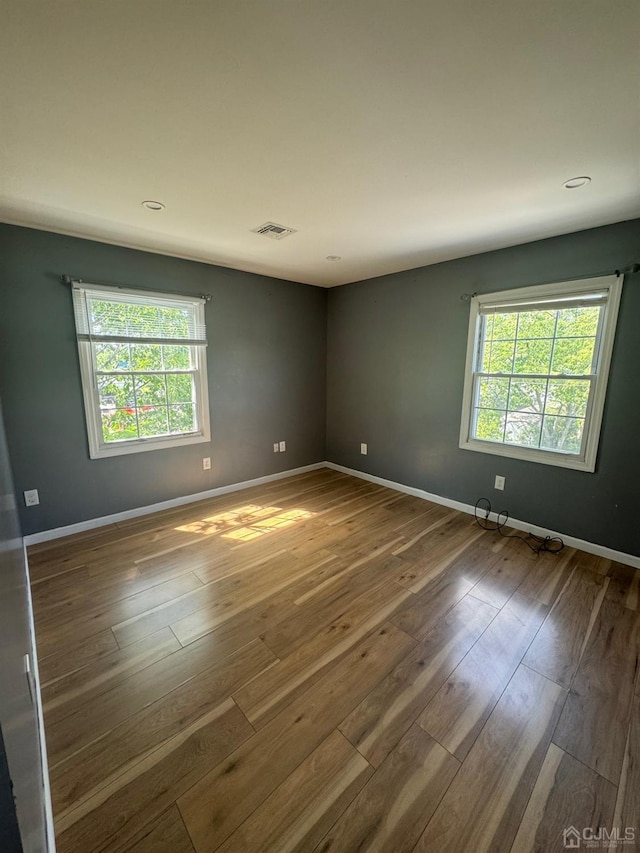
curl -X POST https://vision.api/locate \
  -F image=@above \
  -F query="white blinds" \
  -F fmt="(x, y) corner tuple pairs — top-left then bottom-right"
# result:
(478, 291), (608, 315)
(72, 283), (207, 346)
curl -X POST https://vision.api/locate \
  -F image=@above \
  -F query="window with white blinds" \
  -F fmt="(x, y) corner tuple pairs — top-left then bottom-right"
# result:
(459, 275), (622, 471)
(72, 283), (210, 458)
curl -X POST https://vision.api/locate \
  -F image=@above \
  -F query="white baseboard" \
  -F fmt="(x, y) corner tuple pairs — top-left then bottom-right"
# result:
(325, 461), (640, 570)
(23, 462), (325, 545)
(23, 459), (640, 569)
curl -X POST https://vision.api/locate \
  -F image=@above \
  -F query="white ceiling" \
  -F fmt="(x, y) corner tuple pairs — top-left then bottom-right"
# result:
(1, 1), (639, 287)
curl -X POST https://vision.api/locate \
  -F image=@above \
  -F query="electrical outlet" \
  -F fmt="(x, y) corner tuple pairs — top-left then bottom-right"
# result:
(361, 443), (368, 455)
(24, 489), (39, 507)
(202, 457), (211, 470)
(273, 442), (279, 452)
(494, 475), (505, 491)
(279, 440), (286, 452)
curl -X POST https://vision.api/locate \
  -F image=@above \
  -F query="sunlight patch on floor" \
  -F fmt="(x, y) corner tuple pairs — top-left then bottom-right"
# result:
(223, 508), (314, 542)
(174, 504), (315, 541)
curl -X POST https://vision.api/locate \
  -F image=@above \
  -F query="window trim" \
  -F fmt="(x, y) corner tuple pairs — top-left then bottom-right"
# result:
(74, 285), (211, 459)
(459, 275), (623, 472)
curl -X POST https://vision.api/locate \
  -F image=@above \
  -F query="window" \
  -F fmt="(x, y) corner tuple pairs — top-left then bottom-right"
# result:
(459, 275), (622, 471)
(72, 283), (210, 458)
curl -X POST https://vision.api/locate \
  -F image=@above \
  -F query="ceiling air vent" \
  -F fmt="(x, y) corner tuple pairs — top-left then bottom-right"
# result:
(251, 222), (297, 240)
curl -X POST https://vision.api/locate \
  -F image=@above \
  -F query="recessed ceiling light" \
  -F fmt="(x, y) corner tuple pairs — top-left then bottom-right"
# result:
(326, 255), (342, 261)
(563, 177), (591, 190)
(142, 200), (165, 211)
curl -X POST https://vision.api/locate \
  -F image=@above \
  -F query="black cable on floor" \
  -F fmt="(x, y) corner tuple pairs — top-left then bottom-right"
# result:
(474, 497), (564, 556)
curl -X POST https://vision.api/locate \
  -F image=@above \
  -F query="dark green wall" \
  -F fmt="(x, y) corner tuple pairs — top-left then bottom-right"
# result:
(0, 225), (327, 535)
(326, 219), (640, 557)
(2, 219), (639, 555)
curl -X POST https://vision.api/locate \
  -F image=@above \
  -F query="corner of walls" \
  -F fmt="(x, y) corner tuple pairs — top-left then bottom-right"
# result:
(324, 218), (640, 558)
(0, 224), (328, 535)
(322, 286), (330, 463)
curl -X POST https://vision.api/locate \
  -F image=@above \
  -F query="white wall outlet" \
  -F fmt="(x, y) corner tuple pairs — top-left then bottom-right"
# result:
(24, 489), (39, 507)
(361, 443), (368, 455)
(494, 475), (505, 491)
(279, 440), (286, 452)
(273, 442), (279, 452)
(202, 457), (211, 470)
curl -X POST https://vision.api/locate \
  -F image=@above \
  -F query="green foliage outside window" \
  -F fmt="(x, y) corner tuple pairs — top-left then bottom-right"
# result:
(92, 303), (198, 444)
(474, 306), (600, 453)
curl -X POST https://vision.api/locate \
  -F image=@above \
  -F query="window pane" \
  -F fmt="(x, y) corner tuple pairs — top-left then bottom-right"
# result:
(488, 313), (517, 340)
(169, 404), (196, 434)
(517, 309), (556, 339)
(90, 299), (128, 335)
(163, 345), (191, 370)
(546, 380), (590, 418)
(125, 303), (160, 338)
(541, 416), (584, 453)
(102, 408), (138, 442)
(97, 375), (135, 408)
(485, 340), (515, 373)
(508, 378), (547, 413)
(157, 306), (190, 339)
(137, 406), (169, 437)
(551, 337), (596, 375)
(474, 409), (505, 442)
(131, 343), (163, 371)
(556, 306), (600, 338)
(166, 373), (194, 404)
(505, 412), (542, 447)
(483, 314), (494, 341)
(513, 339), (553, 374)
(135, 375), (167, 406)
(95, 343), (131, 371)
(478, 377), (509, 410)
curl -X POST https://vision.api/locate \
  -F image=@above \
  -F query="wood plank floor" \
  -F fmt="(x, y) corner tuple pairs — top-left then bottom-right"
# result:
(28, 469), (640, 853)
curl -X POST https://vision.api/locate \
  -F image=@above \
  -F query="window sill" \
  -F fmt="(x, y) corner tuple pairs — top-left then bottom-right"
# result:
(89, 432), (210, 459)
(459, 437), (595, 472)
